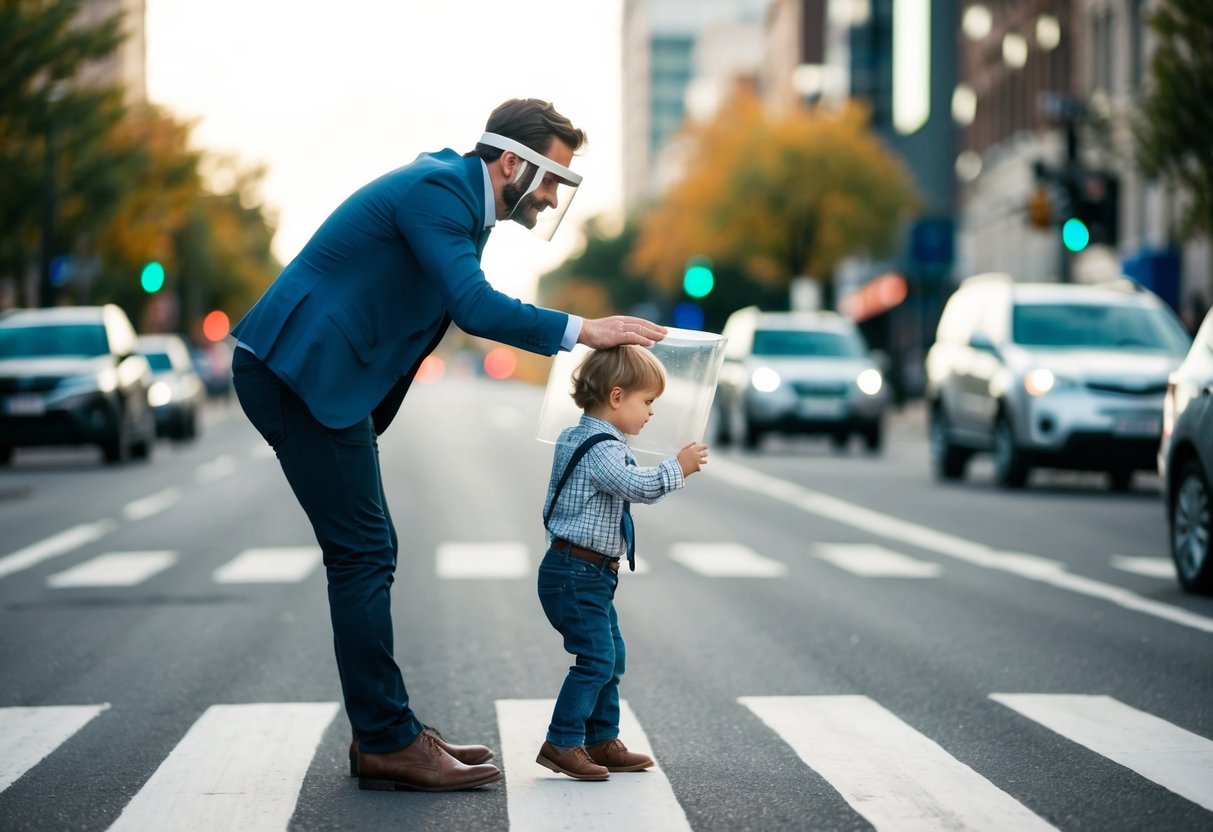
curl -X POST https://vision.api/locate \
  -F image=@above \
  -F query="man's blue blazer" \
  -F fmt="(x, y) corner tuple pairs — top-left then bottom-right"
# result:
(231, 150), (568, 433)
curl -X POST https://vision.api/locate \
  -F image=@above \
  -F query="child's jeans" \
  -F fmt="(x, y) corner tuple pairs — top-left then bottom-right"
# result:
(537, 546), (625, 747)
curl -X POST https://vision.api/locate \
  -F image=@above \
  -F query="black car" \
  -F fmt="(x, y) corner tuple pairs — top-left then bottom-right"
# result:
(0, 305), (156, 464)
(1160, 309), (1213, 594)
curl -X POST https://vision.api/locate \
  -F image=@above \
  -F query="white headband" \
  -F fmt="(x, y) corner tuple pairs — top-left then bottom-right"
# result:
(479, 132), (583, 186)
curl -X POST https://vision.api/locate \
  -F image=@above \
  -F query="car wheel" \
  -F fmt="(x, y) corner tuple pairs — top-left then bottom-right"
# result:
(102, 423), (130, 465)
(742, 410), (763, 451)
(829, 431), (849, 452)
(863, 421), (883, 454)
(1108, 467), (1135, 492)
(1171, 460), (1213, 594)
(992, 412), (1029, 489)
(929, 408), (968, 481)
(0, 445), (12, 466)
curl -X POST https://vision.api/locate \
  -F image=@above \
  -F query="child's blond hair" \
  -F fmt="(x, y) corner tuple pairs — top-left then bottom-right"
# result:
(571, 346), (666, 412)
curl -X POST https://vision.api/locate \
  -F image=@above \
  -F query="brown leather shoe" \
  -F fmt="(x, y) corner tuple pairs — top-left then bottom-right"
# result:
(349, 728), (493, 776)
(357, 731), (502, 792)
(585, 738), (655, 772)
(535, 741), (609, 781)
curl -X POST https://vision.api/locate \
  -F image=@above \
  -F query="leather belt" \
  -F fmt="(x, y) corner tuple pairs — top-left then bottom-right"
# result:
(551, 539), (620, 572)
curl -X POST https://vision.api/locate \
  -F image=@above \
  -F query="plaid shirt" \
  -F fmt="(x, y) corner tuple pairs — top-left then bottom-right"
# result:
(543, 414), (685, 557)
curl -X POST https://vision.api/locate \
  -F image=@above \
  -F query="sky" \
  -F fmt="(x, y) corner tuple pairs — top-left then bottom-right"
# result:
(144, 0), (625, 302)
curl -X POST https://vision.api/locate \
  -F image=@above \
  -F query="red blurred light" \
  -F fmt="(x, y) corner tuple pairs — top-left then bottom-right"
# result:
(202, 310), (230, 342)
(483, 347), (516, 380)
(415, 354), (445, 384)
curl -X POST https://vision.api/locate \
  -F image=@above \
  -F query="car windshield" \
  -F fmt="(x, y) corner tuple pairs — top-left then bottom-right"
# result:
(142, 352), (173, 372)
(0, 324), (108, 358)
(1012, 304), (1190, 354)
(752, 329), (865, 358)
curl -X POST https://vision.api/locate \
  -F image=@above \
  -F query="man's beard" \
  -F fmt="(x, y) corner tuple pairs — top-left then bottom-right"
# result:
(502, 181), (539, 229)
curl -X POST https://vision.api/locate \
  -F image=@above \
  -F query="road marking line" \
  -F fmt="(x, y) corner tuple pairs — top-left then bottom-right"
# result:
(195, 454), (237, 483)
(707, 457), (1213, 634)
(436, 542), (530, 579)
(0, 704), (110, 793)
(814, 543), (941, 577)
(122, 487), (182, 521)
(739, 695), (1055, 832)
(47, 551), (176, 588)
(1110, 556), (1174, 579)
(668, 542), (787, 577)
(0, 521), (117, 581)
(213, 547), (322, 584)
(109, 702), (338, 832)
(992, 694), (1213, 812)
(496, 698), (691, 832)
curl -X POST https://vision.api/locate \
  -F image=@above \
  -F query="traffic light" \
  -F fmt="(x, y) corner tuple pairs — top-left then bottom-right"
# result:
(140, 261), (165, 293)
(1073, 172), (1119, 247)
(682, 256), (714, 299)
(1027, 186), (1052, 230)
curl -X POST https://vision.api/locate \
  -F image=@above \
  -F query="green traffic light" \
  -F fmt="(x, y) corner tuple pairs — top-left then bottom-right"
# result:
(140, 261), (166, 293)
(683, 264), (714, 298)
(1062, 218), (1090, 253)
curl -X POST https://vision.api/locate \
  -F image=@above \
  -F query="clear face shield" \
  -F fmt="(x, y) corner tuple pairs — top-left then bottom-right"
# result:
(479, 131), (582, 241)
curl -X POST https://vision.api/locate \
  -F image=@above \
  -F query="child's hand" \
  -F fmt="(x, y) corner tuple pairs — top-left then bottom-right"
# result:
(677, 442), (709, 477)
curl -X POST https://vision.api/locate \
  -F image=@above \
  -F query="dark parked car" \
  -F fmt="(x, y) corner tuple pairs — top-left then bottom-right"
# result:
(136, 333), (204, 440)
(1160, 309), (1213, 594)
(0, 305), (156, 464)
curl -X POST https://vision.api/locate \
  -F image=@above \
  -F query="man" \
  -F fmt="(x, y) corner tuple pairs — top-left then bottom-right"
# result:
(230, 99), (666, 792)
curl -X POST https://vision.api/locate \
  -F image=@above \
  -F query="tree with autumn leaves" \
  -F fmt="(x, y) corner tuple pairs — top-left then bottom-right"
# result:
(1, 0), (279, 335)
(632, 93), (918, 312)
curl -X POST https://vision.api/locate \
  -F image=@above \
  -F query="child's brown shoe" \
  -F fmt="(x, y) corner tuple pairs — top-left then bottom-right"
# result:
(536, 742), (610, 780)
(585, 738), (655, 772)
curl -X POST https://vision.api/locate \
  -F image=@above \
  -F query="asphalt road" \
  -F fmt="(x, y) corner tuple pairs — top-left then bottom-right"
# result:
(1, 378), (1210, 831)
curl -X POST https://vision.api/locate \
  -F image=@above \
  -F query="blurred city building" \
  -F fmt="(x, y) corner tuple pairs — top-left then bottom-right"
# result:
(76, 0), (147, 103)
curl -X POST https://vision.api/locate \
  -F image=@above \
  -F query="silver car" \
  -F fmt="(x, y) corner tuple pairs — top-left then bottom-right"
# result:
(1159, 309), (1213, 593)
(927, 274), (1191, 489)
(714, 307), (888, 451)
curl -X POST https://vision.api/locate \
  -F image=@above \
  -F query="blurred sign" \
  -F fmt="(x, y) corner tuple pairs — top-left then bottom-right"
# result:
(838, 273), (908, 323)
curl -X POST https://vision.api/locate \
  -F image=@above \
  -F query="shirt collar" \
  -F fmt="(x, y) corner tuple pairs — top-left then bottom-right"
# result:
(579, 413), (625, 441)
(479, 160), (496, 229)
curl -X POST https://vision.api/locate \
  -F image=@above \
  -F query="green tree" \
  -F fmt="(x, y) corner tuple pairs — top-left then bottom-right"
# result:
(632, 93), (918, 309)
(1135, 0), (1213, 244)
(0, 0), (136, 304)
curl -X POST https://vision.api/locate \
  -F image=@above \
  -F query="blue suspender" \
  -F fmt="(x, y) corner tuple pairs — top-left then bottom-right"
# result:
(543, 433), (636, 572)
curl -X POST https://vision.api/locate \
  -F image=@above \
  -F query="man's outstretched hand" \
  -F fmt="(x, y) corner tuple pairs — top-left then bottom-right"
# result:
(579, 316), (668, 349)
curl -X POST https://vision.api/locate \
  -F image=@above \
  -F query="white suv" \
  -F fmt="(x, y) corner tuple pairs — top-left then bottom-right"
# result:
(926, 274), (1191, 489)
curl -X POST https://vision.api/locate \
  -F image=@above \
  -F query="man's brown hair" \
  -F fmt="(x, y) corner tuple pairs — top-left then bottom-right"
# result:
(571, 346), (666, 412)
(468, 98), (587, 160)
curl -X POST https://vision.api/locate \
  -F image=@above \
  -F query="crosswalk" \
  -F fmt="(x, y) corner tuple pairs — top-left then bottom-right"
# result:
(7, 540), (1181, 590)
(3, 693), (1211, 831)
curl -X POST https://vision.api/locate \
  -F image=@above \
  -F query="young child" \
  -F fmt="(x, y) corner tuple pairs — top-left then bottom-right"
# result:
(535, 344), (708, 781)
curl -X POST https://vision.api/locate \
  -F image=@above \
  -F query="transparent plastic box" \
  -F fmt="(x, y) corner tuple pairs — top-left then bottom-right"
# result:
(536, 328), (727, 458)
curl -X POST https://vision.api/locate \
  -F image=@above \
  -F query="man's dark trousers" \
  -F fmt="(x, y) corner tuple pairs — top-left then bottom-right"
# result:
(232, 348), (424, 753)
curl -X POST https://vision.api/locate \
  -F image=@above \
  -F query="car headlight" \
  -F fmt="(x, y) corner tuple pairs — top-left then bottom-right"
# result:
(54, 367), (118, 397)
(148, 381), (173, 407)
(857, 368), (883, 396)
(751, 367), (781, 393)
(1023, 368), (1076, 397)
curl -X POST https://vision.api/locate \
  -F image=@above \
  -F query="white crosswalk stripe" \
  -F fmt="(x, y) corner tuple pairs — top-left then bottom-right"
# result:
(1110, 555), (1175, 579)
(4, 694), (1213, 828)
(992, 693), (1213, 812)
(436, 542), (530, 578)
(47, 551), (176, 588)
(739, 695), (1057, 831)
(495, 698), (692, 831)
(0, 704), (109, 793)
(813, 543), (941, 577)
(668, 542), (787, 577)
(212, 547), (322, 583)
(109, 702), (339, 832)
